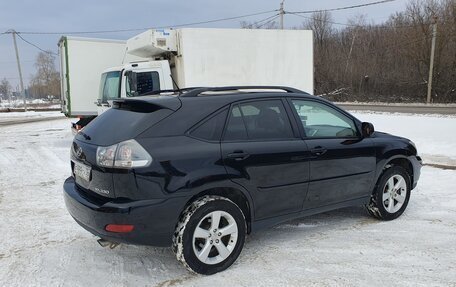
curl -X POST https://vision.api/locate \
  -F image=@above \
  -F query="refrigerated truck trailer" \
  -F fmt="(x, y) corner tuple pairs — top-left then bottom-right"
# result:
(58, 28), (313, 121)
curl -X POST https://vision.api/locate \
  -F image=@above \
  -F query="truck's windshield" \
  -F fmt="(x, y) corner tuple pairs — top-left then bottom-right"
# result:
(99, 71), (121, 102)
(126, 71), (161, 97)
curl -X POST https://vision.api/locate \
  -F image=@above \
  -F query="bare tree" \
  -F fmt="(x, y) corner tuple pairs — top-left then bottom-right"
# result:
(0, 78), (12, 101)
(240, 19), (279, 29)
(302, 11), (334, 48)
(301, 11), (335, 95)
(28, 51), (60, 99)
(240, 0), (456, 103)
(304, 0), (454, 102)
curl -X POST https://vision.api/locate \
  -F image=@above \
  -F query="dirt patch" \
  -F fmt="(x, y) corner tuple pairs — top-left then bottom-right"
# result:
(424, 163), (456, 170)
(155, 275), (195, 287)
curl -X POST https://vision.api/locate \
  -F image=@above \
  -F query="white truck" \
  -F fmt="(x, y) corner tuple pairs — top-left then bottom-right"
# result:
(58, 28), (313, 127)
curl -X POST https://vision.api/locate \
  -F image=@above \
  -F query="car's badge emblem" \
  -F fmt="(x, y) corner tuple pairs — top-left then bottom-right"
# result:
(75, 146), (83, 158)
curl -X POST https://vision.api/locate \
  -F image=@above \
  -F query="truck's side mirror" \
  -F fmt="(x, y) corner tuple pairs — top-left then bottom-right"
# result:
(125, 71), (137, 96)
(361, 122), (375, 137)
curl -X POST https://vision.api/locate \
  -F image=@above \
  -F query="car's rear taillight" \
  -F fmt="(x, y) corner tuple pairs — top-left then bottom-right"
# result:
(105, 224), (134, 233)
(96, 139), (152, 169)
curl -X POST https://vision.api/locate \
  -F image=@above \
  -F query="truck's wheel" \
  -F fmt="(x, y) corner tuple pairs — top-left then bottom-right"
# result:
(366, 166), (411, 220)
(172, 195), (246, 275)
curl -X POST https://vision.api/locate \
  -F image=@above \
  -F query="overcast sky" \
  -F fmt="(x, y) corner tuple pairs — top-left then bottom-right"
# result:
(0, 0), (408, 88)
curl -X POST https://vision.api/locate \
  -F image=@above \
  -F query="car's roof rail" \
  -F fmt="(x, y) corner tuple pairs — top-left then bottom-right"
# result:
(144, 87), (203, 96)
(180, 86), (305, 97)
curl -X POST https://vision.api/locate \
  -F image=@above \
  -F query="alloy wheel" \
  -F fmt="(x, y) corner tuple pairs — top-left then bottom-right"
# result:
(192, 210), (239, 265)
(382, 174), (407, 213)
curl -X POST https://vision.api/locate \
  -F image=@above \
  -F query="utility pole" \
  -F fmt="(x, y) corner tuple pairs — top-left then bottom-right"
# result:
(426, 16), (437, 104)
(9, 29), (27, 111)
(279, 0), (285, 30)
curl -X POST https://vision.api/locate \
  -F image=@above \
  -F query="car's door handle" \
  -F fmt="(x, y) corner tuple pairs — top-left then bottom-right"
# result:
(227, 151), (250, 161)
(310, 146), (327, 156)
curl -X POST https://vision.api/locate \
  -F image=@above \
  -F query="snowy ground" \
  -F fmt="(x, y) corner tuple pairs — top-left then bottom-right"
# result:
(0, 112), (455, 286)
(0, 99), (60, 109)
(0, 111), (63, 125)
(0, 111), (62, 119)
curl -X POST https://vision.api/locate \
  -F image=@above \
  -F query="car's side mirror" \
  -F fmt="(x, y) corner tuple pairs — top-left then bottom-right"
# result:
(362, 122), (375, 137)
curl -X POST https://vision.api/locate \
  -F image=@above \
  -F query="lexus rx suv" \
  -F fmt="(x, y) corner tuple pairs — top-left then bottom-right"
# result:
(63, 86), (422, 274)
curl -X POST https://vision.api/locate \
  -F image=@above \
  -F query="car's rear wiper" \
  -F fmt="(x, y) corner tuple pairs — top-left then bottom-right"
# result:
(79, 131), (91, 140)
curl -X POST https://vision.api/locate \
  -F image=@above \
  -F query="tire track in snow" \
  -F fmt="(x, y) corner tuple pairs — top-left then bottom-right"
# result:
(423, 163), (456, 170)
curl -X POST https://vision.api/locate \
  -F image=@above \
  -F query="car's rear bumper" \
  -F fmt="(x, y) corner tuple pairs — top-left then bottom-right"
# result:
(63, 177), (188, 247)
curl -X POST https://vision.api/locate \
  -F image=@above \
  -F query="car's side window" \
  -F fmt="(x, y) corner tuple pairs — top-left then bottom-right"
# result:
(190, 109), (228, 141)
(224, 100), (294, 141)
(291, 100), (358, 138)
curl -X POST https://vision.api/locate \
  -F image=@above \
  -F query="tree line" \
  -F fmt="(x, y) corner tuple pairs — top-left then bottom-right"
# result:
(242, 0), (455, 103)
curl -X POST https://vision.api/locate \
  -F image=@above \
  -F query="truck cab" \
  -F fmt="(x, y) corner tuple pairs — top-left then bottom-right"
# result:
(97, 60), (173, 114)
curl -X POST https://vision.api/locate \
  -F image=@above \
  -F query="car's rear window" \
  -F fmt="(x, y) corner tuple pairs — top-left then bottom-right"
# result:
(76, 107), (174, 146)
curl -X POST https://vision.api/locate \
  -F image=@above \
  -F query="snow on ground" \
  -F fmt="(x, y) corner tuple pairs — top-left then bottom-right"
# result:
(0, 111), (63, 119)
(0, 99), (60, 109)
(0, 113), (455, 286)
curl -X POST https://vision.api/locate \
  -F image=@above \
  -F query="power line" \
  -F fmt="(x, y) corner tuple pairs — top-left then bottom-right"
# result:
(252, 13), (280, 26)
(15, 33), (58, 55)
(241, 13), (280, 28)
(257, 16), (281, 29)
(290, 0), (396, 14)
(287, 11), (434, 30)
(4, 10), (278, 35)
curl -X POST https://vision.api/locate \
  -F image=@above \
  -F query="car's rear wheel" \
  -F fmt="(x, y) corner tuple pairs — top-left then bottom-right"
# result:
(367, 165), (411, 220)
(172, 195), (246, 275)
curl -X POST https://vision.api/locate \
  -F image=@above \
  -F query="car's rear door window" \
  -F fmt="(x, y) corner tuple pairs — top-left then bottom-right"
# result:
(291, 100), (358, 138)
(224, 100), (294, 141)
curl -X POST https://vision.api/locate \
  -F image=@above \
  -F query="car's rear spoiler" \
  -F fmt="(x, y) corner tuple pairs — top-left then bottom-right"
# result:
(113, 96), (181, 112)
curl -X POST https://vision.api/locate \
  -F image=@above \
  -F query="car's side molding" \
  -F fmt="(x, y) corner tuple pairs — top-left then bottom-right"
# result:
(251, 196), (370, 232)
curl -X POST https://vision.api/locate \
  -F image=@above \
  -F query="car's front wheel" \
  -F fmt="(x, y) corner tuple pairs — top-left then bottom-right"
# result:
(172, 195), (246, 275)
(367, 165), (411, 220)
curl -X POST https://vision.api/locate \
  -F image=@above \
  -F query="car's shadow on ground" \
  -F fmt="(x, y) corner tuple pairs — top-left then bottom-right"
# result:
(240, 205), (376, 256)
(63, 207), (379, 286)
(82, 205), (378, 284)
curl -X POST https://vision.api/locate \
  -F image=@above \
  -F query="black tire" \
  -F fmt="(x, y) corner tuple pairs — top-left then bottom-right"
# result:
(172, 196), (246, 275)
(366, 165), (411, 221)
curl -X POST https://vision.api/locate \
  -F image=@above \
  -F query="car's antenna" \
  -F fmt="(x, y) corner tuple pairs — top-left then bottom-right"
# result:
(170, 74), (182, 95)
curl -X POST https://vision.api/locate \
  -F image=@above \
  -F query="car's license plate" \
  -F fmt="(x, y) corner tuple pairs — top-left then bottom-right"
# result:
(74, 161), (91, 182)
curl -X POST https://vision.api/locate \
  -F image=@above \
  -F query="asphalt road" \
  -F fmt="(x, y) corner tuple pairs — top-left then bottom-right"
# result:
(337, 103), (456, 114)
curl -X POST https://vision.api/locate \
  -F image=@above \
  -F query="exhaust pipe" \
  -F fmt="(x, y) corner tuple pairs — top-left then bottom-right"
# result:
(97, 238), (120, 249)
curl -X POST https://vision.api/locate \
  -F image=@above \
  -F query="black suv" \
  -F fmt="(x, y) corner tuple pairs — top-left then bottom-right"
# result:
(63, 86), (422, 274)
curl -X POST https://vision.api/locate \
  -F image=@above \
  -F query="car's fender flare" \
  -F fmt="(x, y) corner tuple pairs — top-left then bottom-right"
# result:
(373, 153), (413, 189)
(180, 179), (255, 230)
